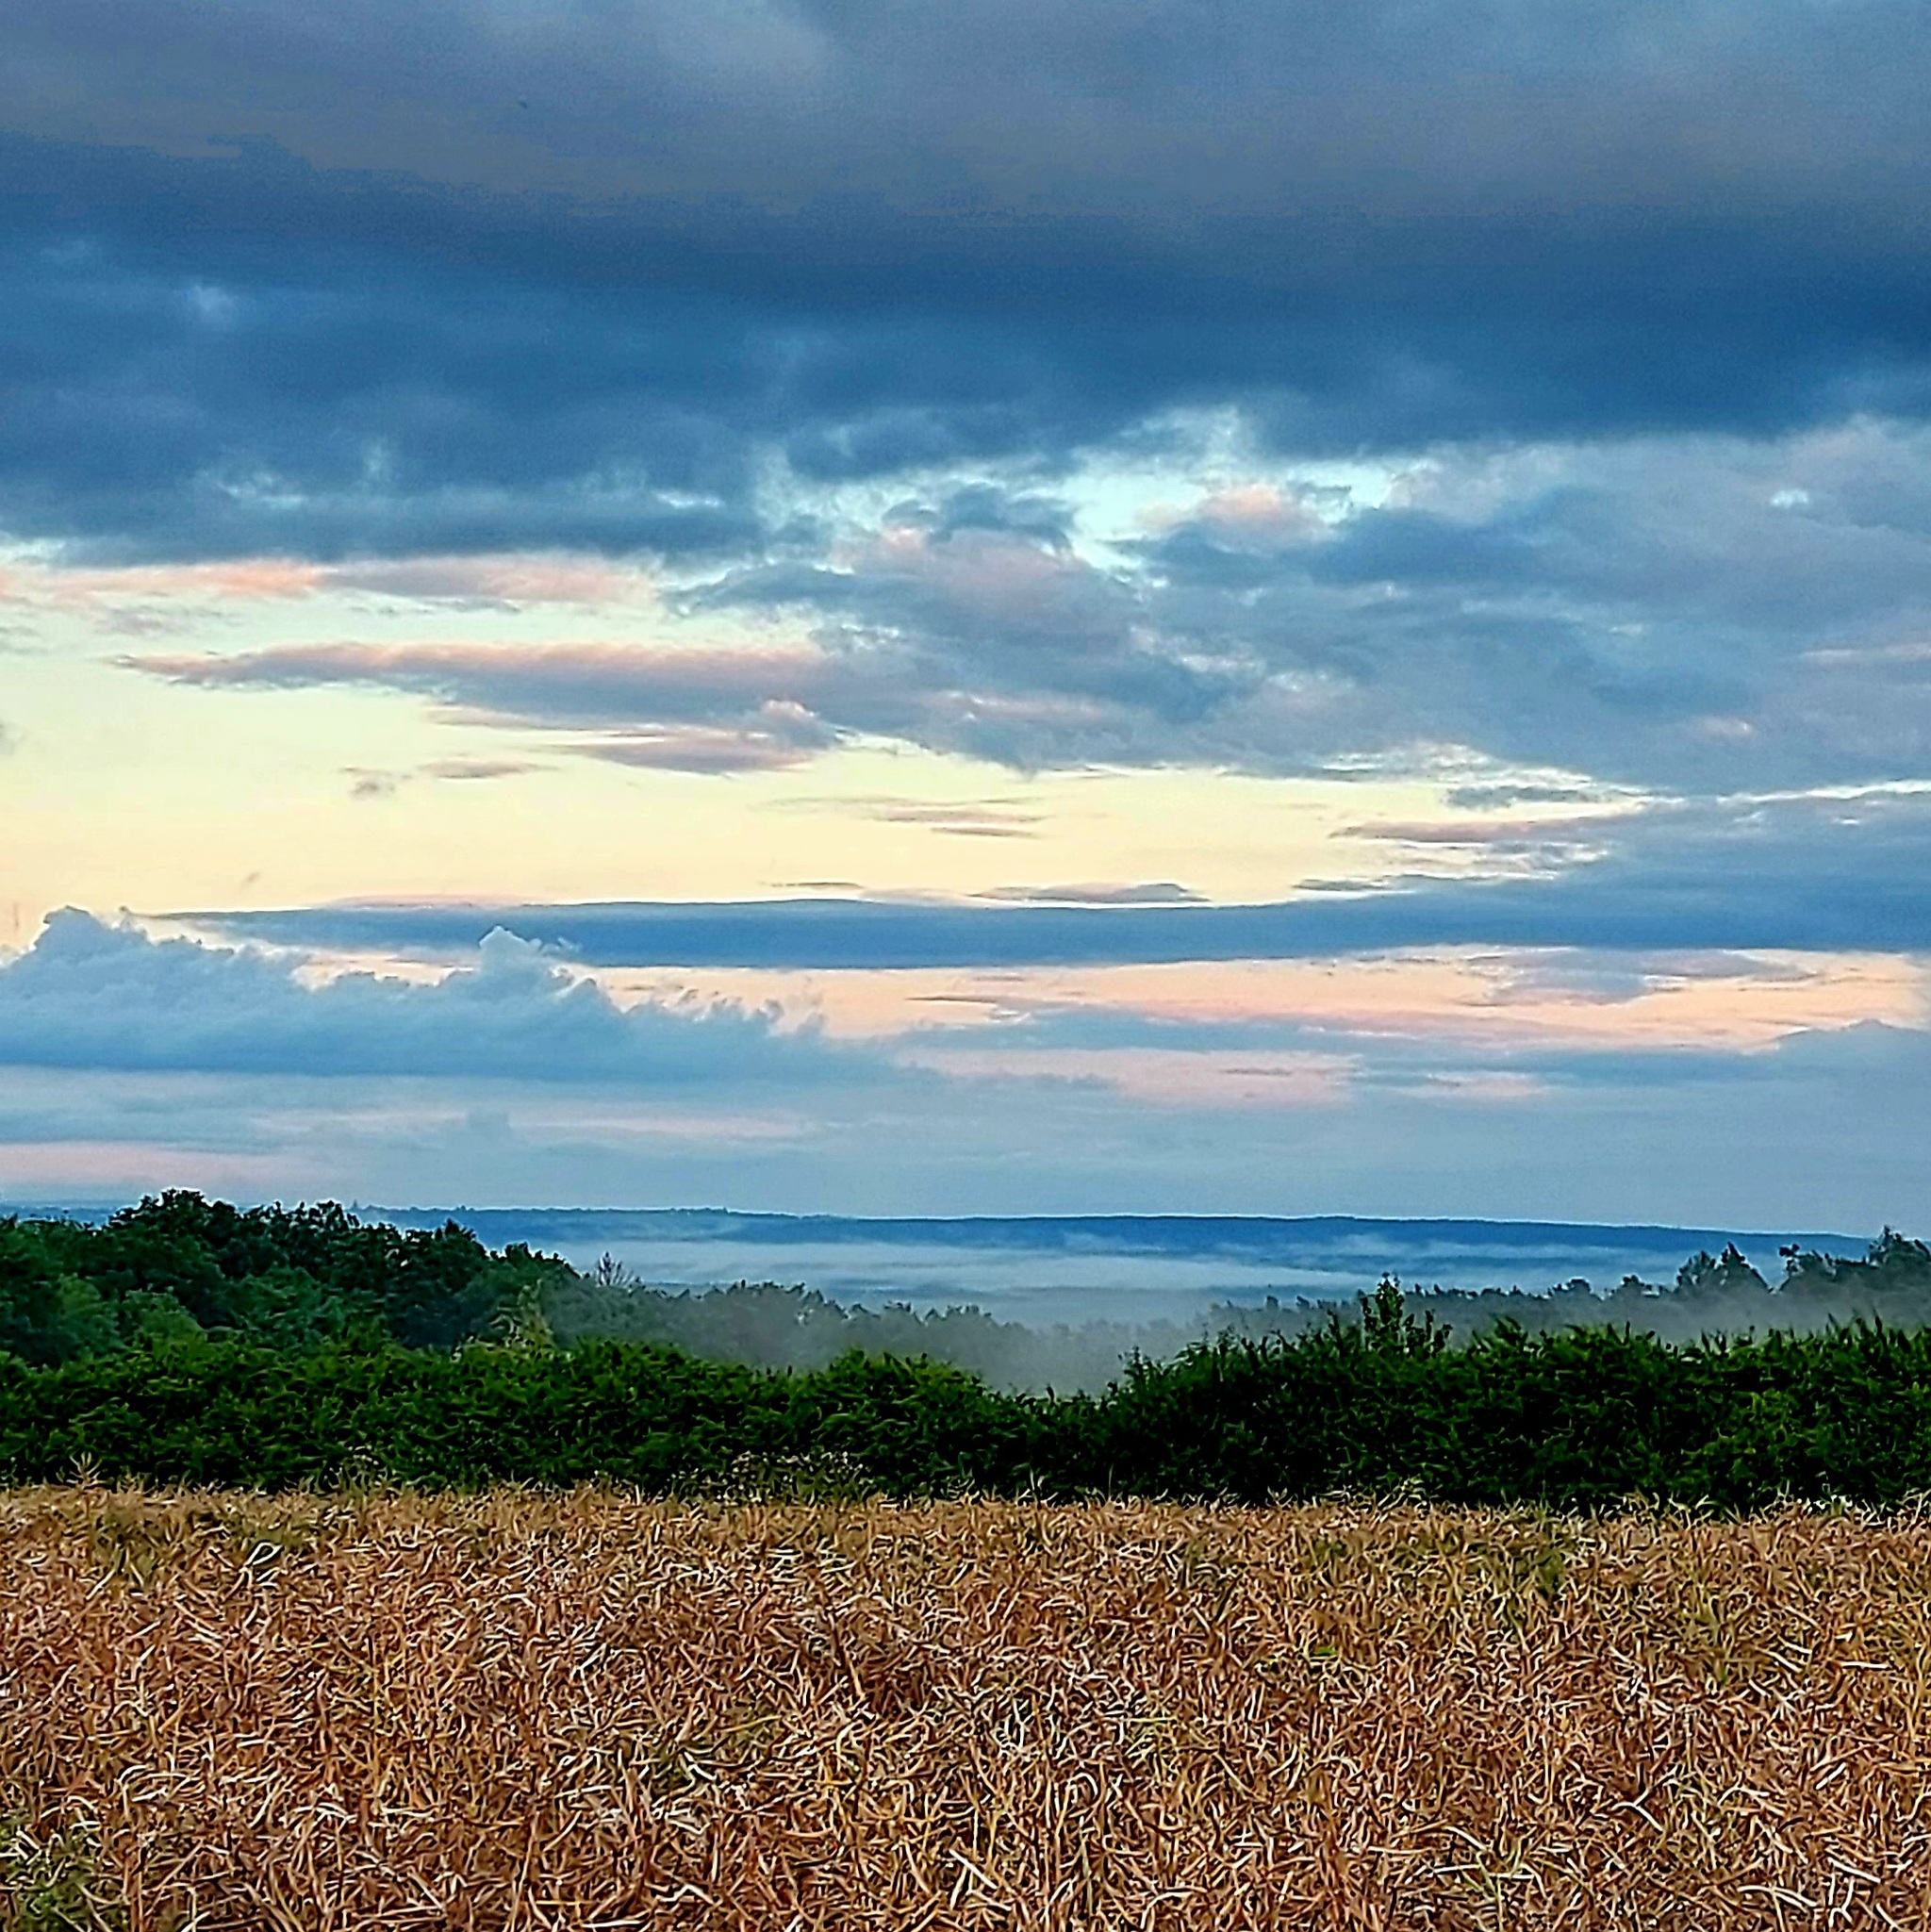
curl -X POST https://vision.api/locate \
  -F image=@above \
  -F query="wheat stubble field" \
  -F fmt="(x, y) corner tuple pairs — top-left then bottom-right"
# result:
(5, 1491), (1931, 1928)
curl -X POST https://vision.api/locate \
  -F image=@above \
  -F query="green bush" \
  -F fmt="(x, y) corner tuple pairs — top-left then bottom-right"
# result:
(7, 1314), (1931, 1509)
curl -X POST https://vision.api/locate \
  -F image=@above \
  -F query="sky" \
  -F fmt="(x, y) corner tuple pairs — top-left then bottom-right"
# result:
(4, 0), (1931, 1227)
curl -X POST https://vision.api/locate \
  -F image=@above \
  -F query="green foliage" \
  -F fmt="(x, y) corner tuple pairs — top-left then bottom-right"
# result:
(0, 1816), (127, 1932)
(1209, 1232), (1931, 1352)
(7, 1312), (1931, 1510)
(9, 1196), (1931, 1511)
(1361, 1273), (1450, 1357)
(0, 1194), (568, 1364)
(1676, 1242), (1768, 1296)
(14, 1193), (1931, 1393)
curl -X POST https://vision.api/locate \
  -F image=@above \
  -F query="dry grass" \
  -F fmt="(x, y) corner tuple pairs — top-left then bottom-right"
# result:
(6, 1490), (1931, 1929)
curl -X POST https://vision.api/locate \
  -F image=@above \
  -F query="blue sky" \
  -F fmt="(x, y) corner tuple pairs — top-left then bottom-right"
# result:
(4, 0), (1930, 1225)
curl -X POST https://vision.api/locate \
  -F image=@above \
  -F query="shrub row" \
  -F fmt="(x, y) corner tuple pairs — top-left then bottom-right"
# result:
(8, 1294), (1931, 1509)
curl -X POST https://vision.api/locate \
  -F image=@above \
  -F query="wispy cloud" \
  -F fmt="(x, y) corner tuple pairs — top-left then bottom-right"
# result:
(127, 638), (843, 773)
(420, 758), (547, 782)
(179, 785), (1931, 964)
(977, 883), (1203, 905)
(570, 726), (828, 774)
(833, 798), (1047, 839)
(901, 1043), (1357, 1109)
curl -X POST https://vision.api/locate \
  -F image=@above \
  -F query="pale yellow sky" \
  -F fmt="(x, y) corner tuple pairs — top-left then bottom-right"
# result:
(1, 547), (1621, 937)
(7, 543), (1926, 1163)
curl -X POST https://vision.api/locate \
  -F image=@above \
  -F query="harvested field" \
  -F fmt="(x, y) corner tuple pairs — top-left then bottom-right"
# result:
(5, 1491), (1931, 1928)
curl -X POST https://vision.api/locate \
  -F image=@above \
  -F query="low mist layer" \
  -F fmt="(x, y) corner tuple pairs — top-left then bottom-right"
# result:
(4, 1194), (1931, 1393)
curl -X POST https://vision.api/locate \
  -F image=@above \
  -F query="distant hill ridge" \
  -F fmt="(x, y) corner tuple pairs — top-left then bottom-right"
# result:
(360, 1207), (1861, 1260)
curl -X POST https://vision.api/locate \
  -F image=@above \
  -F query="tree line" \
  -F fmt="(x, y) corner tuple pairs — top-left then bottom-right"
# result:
(6, 1196), (1931, 1508)
(6, 1193), (1930, 1388)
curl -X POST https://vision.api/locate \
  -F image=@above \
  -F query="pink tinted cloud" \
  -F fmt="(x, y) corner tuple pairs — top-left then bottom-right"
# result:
(572, 724), (827, 773)
(899, 1042), (1355, 1108)
(10, 553), (651, 612)
(583, 952), (1931, 1056)
(126, 639), (842, 771)
(319, 555), (651, 606)
(1193, 483), (1326, 542)
(48, 560), (324, 603)
(0, 1138), (301, 1194)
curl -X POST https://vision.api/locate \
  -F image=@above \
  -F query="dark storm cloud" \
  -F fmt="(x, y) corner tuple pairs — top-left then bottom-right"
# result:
(12, 0), (1931, 316)
(0, 222), (775, 562)
(8, 0), (1931, 564)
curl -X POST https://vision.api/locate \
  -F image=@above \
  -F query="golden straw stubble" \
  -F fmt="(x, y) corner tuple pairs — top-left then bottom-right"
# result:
(4, 1489), (1931, 1929)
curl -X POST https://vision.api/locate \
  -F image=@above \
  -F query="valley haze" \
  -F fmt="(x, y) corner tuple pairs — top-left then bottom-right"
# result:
(6, 1198), (1860, 1325)
(369, 1208), (1857, 1328)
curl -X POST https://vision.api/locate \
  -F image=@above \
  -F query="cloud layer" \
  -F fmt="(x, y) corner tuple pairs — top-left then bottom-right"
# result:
(7, 0), (1931, 569)
(2, 910), (1928, 1229)
(13, 2), (1931, 800)
(188, 782), (1931, 964)
(0, 911), (866, 1085)
(107, 416), (1931, 791)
